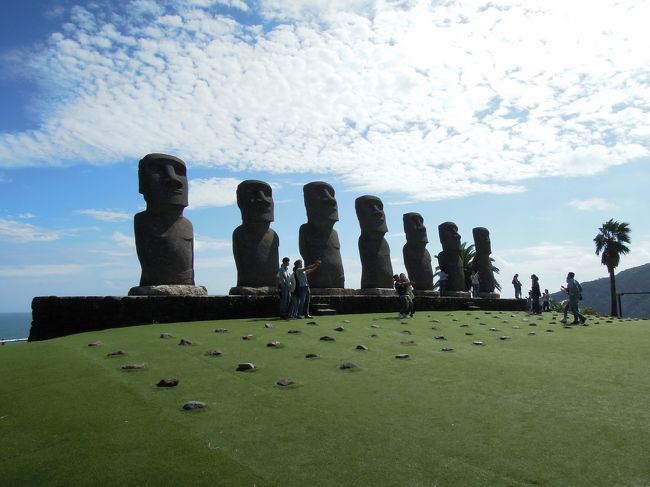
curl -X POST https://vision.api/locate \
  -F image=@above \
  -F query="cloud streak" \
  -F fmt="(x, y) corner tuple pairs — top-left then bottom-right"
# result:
(1, 0), (648, 202)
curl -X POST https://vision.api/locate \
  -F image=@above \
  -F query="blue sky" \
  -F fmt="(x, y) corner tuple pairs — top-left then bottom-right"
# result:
(1, 0), (649, 312)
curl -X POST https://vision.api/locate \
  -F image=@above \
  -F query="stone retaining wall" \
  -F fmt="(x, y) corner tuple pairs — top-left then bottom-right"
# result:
(30, 294), (527, 341)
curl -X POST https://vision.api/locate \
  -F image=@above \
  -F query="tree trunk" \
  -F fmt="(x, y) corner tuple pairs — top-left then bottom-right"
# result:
(608, 265), (618, 317)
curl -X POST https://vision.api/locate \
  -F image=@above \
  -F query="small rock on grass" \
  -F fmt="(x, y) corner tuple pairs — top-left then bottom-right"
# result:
(472, 341), (485, 346)
(340, 362), (357, 369)
(182, 401), (205, 411)
(356, 344), (368, 350)
(465, 332), (473, 336)
(160, 333), (173, 339)
(264, 323), (273, 329)
(499, 336), (511, 340)
(342, 320), (351, 323)
(267, 341), (282, 348)
(179, 338), (193, 346)
(288, 329), (301, 334)
(122, 363), (145, 370)
(320, 336), (335, 342)
(88, 341), (102, 347)
(434, 335), (446, 340)
(371, 324), (380, 328)
(400, 340), (416, 345)
(305, 353), (319, 359)
(395, 353), (410, 359)
(277, 378), (296, 387)
(106, 350), (126, 357)
(157, 378), (179, 387)
(528, 332), (536, 335)
(215, 328), (228, 333)
(441, 347), (454, 352)
(334, 326), (345, 332)
(205, 349), (222, 356)
(236, 362), (256, 372)
(401, 330), (412, 335)
(307, 321), (318, 325)
(242, 334), (254, 340)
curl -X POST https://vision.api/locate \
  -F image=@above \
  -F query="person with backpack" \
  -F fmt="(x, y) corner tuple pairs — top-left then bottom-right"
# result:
(560, 271), (587, 324)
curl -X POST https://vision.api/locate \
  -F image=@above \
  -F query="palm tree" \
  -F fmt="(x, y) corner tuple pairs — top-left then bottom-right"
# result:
(594, 219), (631, 317)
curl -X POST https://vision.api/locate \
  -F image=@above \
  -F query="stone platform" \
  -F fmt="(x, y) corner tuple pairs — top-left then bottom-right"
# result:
(29, 294), (527, 341)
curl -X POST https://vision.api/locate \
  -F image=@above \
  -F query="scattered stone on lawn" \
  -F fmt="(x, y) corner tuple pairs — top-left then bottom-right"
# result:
(179, 338), (193, 346)
(307, 321), (318, 325)
(431, 326), (438, 330)
(157, 378), (179, 387)
(460, 324), (469, 328)
(510, 314), (517, 318)
(342, 320), (351, 323)
(287, 329), (301, 334)
(340, 362), (357, 369)
(512, 325), (520, 329)
(106, 350), (126, 357)
(501, 320), (509, 324)
(499, 336), (511, 340)
(400, 340), (416, 345)
(160, 333), (173, 339)
(479, 323), (487, 326)
(370, 334), (379, 338)
(441, 347), (454, 352)
(320, 336), (335, 342)
(452, 318), (459, 322)
(563, 325), (572, 329)
(401, 330), (412, 335)
(236, 362), (256, 371)
(205, 349), (222, 356)
(546, 329), (554, 333)
(305, 353), (319, 359)
(474, 317), (480, 320)
(277, 378), (296, 387)
(401, 321), (408, 325)
(529, 323), (537, 326)
(264, 323), (273, 329)
(484, 311), (492, 314)
(356, 344), (368, 350)
(334, 326), (345, 332)
(371, 324), (380, 328)
(431, 319), (440, 323)
(88, 341), (102, 347)
(242, 334), (254, 340)
(489, 328), (499, 332)
(267, 340), (282, 348)
(465, 332), (473, 336)
(395, 354), (410, 359)
(182, 401), (205, 410)
(528, 332), (536, 335)
(215, 328), (228, 333)
(522, 318), (529, 322)
(434, 335), (446, 340)
(122, 363), (145, 370)
(472, 341), (485, 346)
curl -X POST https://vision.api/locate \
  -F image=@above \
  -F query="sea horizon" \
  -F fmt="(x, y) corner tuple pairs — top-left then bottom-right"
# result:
(0, 312), (32, 340)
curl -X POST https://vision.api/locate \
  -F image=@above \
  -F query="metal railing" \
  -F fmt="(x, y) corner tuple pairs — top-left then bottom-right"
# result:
(0, 338), (28, 346)
(617, 292), (650, 318)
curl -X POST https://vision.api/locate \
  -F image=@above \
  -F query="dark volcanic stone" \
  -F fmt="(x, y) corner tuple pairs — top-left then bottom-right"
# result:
(320, 336), (335, 342)
(441, 347), (454, 352)
(122, 363), (145, 370)
(334, 326), (345, 332)
(340, 362), (357, 369)
(434, 335), (446, 340)
(182, 401), (205, 410)
(267, 340), (282, 348)
(205, 349), (223, 356)
(465, 332), (473, 336)
(472, 341), (485, 346)
(236, 362), (256, 371)
(242, 334), (254, 340)
(305, 353), (319, 359)
(106, 350), (126, 357)
(160, 333), (174, 339)
(370, 333), (379, 338)
(400, 340), (416, 345)
(288, 329), (301, 334)
(499, 336), (511, 340)
(546, 329), (555, 332)
(356, 344), (368, 350)
(395, 354), (409, 359)
(179, 338), (193, 345)
(157, 378), (179, 387)
(277, 378), (296, 387)
(307, 321), (318, 325)
(215, 328), (228, 333)
(402, 330), (412, 335)
(264, 323), (273, 329)
(88, 341), (102, 347)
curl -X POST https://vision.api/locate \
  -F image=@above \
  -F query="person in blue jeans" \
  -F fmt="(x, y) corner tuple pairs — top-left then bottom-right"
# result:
(277, 257), (295, 319)
(560, 271), (586, 324)
(293, 258), (321, 318)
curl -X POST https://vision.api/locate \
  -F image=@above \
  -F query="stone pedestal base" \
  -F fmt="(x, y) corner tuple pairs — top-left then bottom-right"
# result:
(414, 290), (440, 297)
(310, 288), (358, 296)
(128, 285), (208, 296)
(441, 291), (471, 298)
(355, 288), (397, 296)
(229, 286), (277, 296)
(478, 292), (500, 299)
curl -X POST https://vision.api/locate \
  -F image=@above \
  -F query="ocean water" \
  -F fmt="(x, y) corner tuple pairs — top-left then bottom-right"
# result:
(0, 312), (32, 340)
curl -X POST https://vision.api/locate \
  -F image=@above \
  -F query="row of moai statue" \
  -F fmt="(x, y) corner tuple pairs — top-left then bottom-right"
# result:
(128, 154), (499, 298)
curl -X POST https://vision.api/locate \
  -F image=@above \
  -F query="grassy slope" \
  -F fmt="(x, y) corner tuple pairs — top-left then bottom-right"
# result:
(1, 311), (649, 487)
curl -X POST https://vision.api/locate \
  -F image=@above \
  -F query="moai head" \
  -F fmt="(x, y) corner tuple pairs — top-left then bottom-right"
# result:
(355, 195), (388, 235)
(472, 227), (491, 254)
(237, 180), (274, 224)
(304, 181), (338, 224)
(138, 153), (188, 209)
(438, 221), (461, 251)
(403, 212), (428, 244)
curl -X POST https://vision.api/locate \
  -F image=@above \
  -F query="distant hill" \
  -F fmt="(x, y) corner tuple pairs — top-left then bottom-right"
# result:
(550, 263), (650, 318)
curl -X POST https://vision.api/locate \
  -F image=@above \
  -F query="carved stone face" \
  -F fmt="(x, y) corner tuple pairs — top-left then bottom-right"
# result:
(138, 154), (188, 209)
(438, 221), (461, 251)
(237, 180), (274, 224)
(473, 227), (491, 254)
(304, 182), (338, 224)
(403, 212), (428, 244)
(355, 195), (388, 234)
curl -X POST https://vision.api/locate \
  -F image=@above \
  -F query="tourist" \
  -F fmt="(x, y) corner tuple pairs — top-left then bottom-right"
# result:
(530, 274), (541, 314)
(471, 270), (480, 298)
(560, 272), (587, 324)
(542, 289), (551, 312)
(401, 273), (416, 317)
(438, 268), (448, 296)
(277, 257), (295, 320)
(394, 274), (413, 318)
(512, 274), (522, 299)
(293, 258), (321, 318)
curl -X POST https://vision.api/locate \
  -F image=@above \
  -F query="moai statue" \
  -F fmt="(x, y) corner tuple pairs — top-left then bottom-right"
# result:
(471, 227), (499, 297)
(130, 153), (206, 296)
(437, 221), (467, 296)
(230, 180), (279, 294)
(299, 182), (345, 289)
(356, 195), (394, 290)
(402, 212), (434, 291)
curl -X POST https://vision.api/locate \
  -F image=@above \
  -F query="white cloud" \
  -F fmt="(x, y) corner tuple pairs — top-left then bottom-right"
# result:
(568, 198), (615, 212)
(194, 234), (231, 252)
(0, 219), (61, 241)
(0, 264), (85, 277)
(77, 209), (132, 221)
(188, 177), (240, 209)
(1, 0), (649, 202)
(112, 231), (135, 248)
(17, 213), (36, 219)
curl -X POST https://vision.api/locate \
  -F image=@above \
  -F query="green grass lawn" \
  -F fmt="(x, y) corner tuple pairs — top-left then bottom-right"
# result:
(1, 311), (649, 486)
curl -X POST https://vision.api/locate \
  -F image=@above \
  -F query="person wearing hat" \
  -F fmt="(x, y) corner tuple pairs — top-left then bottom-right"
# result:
(530, 274), (541, 314)
(277, 257), (295, 319)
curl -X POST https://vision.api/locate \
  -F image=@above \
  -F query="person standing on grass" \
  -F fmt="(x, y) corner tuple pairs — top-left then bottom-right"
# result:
(438, 268), (448, 296)
(394, 274), (413, 318)
(512, 274), (522, 299)
(471, 270), (480, 298)
(277, 257), (295, 320)
(530, 274), (541, 314)
(542, 289), (551, 312)
(560, 271), (587, 324)
(293, 258), (321, 318)
(401, 273), (416, 317)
